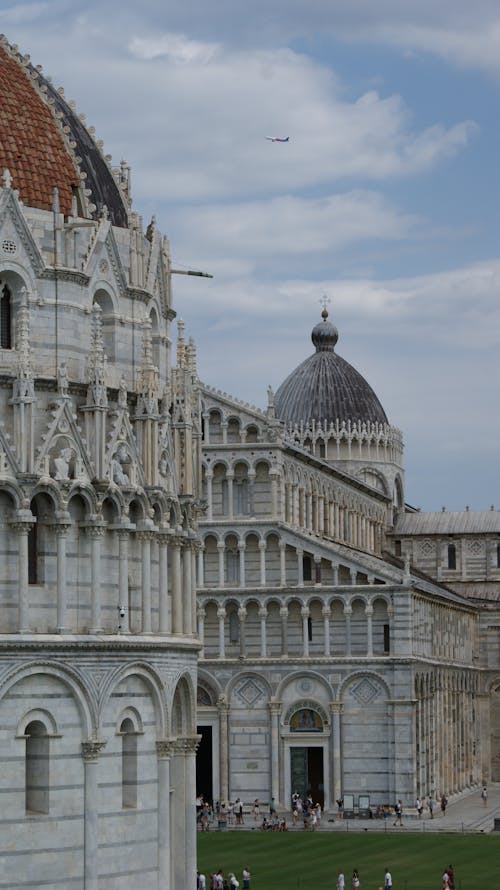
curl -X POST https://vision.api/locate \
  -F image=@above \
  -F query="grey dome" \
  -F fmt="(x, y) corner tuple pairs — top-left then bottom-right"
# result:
(275, 309), (388, 426)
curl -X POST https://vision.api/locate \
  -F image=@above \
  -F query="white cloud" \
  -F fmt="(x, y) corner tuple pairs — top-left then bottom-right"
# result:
(129, 33), (219, 64)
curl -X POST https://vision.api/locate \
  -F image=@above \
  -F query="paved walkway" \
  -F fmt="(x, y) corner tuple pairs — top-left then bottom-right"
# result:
(221, 785), (500, 835)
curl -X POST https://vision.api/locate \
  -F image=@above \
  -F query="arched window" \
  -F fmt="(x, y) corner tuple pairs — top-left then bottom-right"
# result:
(307, 616), (313, 642)
(28, 505), (39, 585)
(120, 718), (137, 809)
(25, 720), (49, 814)
(226, 549), (239, 584)
(447, 544), (456, 570)
(1, 284), (12, 349)
(234, 479), (249, 515)
(229, 609), (239, 643)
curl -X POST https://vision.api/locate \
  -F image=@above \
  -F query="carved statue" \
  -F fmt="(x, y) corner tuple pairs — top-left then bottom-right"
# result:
(112, 444), (130, 485)
(54, 446), (73, 481)
(57, 361), (69, 395)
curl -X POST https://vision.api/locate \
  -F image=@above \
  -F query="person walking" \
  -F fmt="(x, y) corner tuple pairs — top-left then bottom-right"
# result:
(384, 867), (392, 889)
(352, 868), (360, 889)
(428, 796), (434, 819)
(242, 867), (250, 890)
(440, 794), (448, 816)
(337, 869), (345, 890)
(416, 797), (423, 818)
(447, 864), (455, 890)
(392, 800), (403, 826)
(481, 786), (488, 807)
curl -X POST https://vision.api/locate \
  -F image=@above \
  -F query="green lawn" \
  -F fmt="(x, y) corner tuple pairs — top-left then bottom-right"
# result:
(197, 830), (498, 890)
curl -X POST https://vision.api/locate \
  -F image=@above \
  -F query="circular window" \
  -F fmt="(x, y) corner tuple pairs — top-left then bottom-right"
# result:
(1, 239), (17, 255)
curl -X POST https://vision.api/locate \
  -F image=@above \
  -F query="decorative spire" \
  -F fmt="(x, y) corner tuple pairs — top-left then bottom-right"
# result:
(87, 303), (108, 407)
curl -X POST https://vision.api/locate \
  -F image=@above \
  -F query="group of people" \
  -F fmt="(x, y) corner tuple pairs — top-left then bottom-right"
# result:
(291, 792), (322, 829)
(197, 867), (250, 890)
(441, 864), (455, 889)
(336, 866), (392, 889)
(196, 796), (246, 829)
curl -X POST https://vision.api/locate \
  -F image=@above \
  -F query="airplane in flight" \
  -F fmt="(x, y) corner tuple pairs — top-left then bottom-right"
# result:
(265, 136), (290, 142)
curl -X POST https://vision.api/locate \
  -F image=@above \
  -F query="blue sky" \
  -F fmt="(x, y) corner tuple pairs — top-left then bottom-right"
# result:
(3, 0), (500, 510)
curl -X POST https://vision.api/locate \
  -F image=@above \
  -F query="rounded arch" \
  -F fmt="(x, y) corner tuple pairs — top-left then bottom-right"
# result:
(17, 708), (59, 737)
(226, 670), (273, 702)
(114, 706), (143, 735)
(171, 672), (196, 736)
(0, 480), (23, 511)
(100, 661), (166, 737)
(339, 670), (391, 702)
(0, 661), (95, 737)
(283, 700), (329, 729)
(276, 669), (334, 702)
(197, 671), (222, 705)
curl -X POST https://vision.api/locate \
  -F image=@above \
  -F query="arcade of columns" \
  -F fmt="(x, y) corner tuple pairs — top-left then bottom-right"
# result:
(4, 492), (199, 637)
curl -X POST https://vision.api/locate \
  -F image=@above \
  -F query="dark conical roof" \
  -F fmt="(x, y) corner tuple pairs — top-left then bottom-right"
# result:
(275, 309), (388, 426)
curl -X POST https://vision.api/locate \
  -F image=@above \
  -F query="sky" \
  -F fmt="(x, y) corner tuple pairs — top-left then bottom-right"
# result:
(2, 0), (500, 511)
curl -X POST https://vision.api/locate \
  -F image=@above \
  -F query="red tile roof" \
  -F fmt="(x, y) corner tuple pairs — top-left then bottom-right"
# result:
(0, 45), (80, 215)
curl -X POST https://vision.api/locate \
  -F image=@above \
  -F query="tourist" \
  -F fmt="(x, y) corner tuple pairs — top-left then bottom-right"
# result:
(337, 869), (345, 890)
(229, 873), (239, 890)
(352, 868), (360, 889)
(337, 797), (344, 820)
(440, 794), (448, 815)
(428, 796), (434, 819)
(442, 868), (450, 889)
(416, 797), (423, 818)
(447, 864), (455, 890)
(197, 871), (206, 890)
(392, 800), (403, 826)
(481, 786), (488, 807)
(384, 867), (392, 889)
(242, 866), (250, 890)
(253, 799), (260, 821)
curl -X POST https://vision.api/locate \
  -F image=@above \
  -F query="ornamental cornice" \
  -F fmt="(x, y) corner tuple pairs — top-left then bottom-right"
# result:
(40, 268), (90, 287)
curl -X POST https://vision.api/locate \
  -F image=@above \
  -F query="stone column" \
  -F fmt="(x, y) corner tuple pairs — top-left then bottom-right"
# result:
(217, 541), (225, 587)
(259, 605), (267, 657)
(10, 518), (33, 633)
(296, 547), (304, 587)
(259, 539), (266, 586)
(158, 532), (170, 633)
(182, 736), (201, 890)
(301, 605), (310, 657)
(330, 702), (343, 804)
(331, 561), (339, 586)
(81, 739), (107, 890)
(156, 739), (174, 890)
(183, 543), (192, 635)
(285, 482), (292, 523)
(269, 701), (281, 806)
(191, 546), (197, 636)
(314, 554), (321, 586)
(349, 568), (357, 585)
(280, 604), (288, 656)
(322, 604), (331, 656)
(366, 603), (373, 656)
(54, 522), (71, 633)
(248, 471), (256, 515)
(171, 539), (182, 634)
(344, 604), (352, 656)
(118, 528), (130, 633)
(217, 605), (226, 657)
(279, 540), (287, 586)
(221, 419), (228, 444)
(270, 472), (278, 519)
(205, 471), (213, 521)
(233, 604), (244, 658)
(88, 525), (105, 634)
(238, 541), (246, 588)
(197, 546), (205, 589)
(217, 697), (230, 802)
(318, 495), (325, 534)
(138, 531), (153, 634)
(227, 472), (234, 520)
(197, 605), (206, 657)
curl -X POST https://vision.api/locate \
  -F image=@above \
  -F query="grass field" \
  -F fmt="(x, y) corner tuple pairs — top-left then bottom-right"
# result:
(197, 830), (498, 890)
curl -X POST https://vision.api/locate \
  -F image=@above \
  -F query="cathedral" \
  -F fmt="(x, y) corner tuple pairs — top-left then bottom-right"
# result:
(0, 29), (499, 890)
(196, 308), (500, 814)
